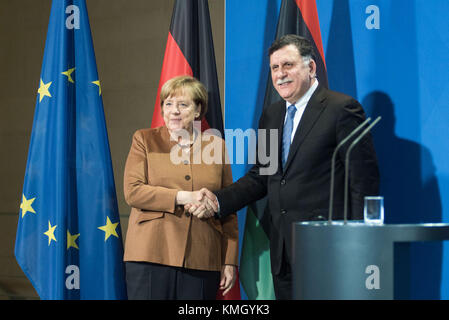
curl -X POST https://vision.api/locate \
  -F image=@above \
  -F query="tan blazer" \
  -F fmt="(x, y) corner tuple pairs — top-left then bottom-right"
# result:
(123, 126), (238, 271)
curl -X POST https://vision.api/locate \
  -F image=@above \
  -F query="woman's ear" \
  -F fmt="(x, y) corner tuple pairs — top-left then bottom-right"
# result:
(195, 104), (201, 118)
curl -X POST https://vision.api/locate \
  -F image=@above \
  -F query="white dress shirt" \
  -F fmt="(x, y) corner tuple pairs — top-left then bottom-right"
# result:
(284, 80), (319, 143)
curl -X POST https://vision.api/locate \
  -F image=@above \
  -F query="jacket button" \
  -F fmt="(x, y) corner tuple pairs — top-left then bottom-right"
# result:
(280, 179), (286, 185)
(281, 209), (287, 214)
(185, 175), (191, 181)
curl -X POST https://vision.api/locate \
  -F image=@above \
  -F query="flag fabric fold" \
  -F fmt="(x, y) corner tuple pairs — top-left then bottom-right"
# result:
(15, 0), (127, 300)
(240, 0), (328, 300)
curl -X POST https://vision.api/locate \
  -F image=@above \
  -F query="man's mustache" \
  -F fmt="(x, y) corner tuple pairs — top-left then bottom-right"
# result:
(277, 78), (292, 85)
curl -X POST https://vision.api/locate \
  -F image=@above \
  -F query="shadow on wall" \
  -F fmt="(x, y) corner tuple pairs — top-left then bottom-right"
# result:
(363, 91), (443, 299)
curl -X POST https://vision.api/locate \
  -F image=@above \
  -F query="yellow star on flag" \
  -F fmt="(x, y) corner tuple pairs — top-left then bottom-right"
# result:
(98, 216), (119, 241)
(37, 78), (52, 102)
(67, 230), (80, 250)
(20, 194), (36, 218)
(62, 67), (76, 83)
(92, 80), (101, 95)
(44, 221), (57, 246)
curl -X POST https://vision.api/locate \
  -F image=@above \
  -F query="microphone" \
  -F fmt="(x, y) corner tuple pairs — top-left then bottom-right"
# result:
(328, 118), (371, 223)
(343, 116), (381, 224)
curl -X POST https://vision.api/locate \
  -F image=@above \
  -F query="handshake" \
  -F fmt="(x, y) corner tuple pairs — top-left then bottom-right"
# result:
(176, 188), (219, 219)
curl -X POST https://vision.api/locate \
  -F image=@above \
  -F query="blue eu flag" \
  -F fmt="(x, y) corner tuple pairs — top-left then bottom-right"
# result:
(15, 0), (127, 299)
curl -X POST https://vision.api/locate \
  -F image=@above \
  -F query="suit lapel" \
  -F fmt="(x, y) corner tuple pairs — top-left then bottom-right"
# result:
(268, 101), (286, 173)
(283, 85), (327, 173)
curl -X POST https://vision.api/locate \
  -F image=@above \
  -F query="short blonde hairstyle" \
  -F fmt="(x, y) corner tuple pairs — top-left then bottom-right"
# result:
(160, 75), (208, 120)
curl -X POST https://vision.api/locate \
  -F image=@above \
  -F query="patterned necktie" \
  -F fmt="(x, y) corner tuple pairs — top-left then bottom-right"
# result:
(282, 105), (297, 168)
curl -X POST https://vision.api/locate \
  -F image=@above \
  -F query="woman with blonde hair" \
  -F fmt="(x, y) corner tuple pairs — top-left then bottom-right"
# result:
(123, 75), (238, 300)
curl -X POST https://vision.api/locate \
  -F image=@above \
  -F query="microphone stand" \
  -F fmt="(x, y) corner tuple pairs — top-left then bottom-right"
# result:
(343, 116), (381, 224)
(328, 118), (371, 224)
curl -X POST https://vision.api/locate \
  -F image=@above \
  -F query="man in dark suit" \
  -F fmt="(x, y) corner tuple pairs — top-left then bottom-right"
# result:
(190, 34), (380, 299)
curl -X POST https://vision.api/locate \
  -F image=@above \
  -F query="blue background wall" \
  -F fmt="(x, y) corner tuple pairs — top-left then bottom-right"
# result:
(226, 0), (449, 299)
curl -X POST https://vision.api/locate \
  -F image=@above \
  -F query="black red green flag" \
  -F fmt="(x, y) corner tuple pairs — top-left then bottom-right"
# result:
(151, 0), (240, 300)
(240, 0), (328, 299)
(262, 0), (328, 106)
(151, 0), (224, 137)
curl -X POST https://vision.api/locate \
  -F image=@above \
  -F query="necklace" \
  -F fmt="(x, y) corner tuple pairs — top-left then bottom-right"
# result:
(177, 129), (198, 149)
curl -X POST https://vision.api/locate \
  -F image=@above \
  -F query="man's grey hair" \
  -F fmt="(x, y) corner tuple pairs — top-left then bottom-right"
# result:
(268, 34), (316, 63)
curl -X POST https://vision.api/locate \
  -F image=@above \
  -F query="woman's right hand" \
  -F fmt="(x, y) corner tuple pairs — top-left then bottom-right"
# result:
(175, 190), (203, 205)
(175, 191), (193, 206)
(176, 189), (217, 219)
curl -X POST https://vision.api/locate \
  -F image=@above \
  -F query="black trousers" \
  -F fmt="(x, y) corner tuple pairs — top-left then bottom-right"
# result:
(272, 246), (292, 300)
(126, 261), (221, 300)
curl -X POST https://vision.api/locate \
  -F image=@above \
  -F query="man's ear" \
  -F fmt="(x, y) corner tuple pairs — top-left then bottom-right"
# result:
(309, 59), (317, 79)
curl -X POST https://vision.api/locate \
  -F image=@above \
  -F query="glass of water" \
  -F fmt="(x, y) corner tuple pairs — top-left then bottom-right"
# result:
(364, 196), (384, 225)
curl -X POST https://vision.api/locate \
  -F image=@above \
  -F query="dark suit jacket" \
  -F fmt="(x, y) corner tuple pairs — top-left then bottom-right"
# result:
(215, 84), (379, 275)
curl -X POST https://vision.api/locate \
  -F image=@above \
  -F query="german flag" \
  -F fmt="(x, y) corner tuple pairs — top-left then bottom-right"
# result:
(150, 0), (224, 137)
(240, 0), (328, 300)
